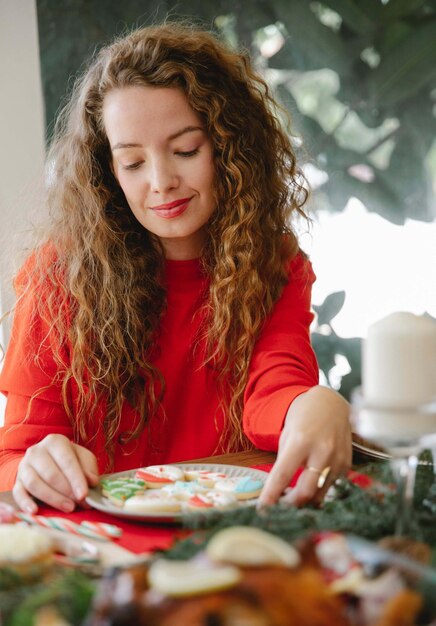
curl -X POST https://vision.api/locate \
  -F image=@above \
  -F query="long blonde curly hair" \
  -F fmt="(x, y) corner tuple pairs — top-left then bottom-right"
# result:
(17, 22), (308, 461)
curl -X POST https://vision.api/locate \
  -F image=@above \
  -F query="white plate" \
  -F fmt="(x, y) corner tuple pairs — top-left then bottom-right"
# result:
(85, 464), (269, 523)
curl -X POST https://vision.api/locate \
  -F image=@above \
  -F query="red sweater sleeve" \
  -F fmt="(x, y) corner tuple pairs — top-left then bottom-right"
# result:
(243, 253), (319, 451)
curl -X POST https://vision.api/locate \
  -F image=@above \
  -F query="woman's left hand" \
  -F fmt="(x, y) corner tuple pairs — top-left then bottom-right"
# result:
(258, 385), (352, 507)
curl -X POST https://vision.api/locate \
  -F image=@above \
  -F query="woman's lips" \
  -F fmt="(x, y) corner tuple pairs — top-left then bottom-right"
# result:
(150, 196), (193, 219)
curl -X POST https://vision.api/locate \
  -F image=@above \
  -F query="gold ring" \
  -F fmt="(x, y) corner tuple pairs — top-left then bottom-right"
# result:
(317, 466), (331, 490)
(306, 466), (322, 475)
(305, 465), (331, 489)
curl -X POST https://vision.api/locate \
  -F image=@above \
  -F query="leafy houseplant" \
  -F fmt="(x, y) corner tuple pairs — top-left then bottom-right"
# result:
(37, 0), (436, 397)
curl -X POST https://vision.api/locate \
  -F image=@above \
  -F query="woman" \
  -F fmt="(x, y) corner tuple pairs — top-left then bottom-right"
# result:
(0, 22), (351, 513)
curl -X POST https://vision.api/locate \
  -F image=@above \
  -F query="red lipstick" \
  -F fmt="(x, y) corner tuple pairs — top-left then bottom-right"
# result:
(150, 196), (193, 218)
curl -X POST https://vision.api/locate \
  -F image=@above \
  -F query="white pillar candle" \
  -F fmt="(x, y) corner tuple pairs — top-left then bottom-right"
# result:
(363, 312), (436, 408)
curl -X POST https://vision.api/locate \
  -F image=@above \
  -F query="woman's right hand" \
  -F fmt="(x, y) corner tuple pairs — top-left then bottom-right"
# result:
(13, 434), (99, 513)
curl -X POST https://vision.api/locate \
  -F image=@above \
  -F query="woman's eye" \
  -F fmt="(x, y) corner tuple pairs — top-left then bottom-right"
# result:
(123, 161), (143, 171)
(176, 148), (199, 157)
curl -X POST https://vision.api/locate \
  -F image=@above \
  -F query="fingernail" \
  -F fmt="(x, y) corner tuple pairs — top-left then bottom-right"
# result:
(74, 487), (85, 500)
(25, 503), (37, 514)
(61, 501), (74, 512)
(282, 492), (297, 506)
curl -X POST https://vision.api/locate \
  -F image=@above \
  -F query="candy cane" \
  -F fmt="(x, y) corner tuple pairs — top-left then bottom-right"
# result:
(80, 521), (122, 538)
(15, 513), (112, 542)
(16, 513), (59, 530)
(51, 518), (110, 541)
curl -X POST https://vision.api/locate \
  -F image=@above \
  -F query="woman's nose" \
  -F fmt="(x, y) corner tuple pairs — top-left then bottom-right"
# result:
(148, 157), (178, 193)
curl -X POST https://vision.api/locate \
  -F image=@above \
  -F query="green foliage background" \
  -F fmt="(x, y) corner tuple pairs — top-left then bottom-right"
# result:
(36, 0), (436, 398)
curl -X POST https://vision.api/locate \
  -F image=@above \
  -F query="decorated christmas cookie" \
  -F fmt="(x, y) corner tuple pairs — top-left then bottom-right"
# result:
(184, 469), (229, 488)
(214, 476), (264, 500)
(100, 476), (146, 506)
(161, 480), (208, 500)
(123, 491), (182, 514)
(135, 465), (185, 488)
(185, 491), (238, 511)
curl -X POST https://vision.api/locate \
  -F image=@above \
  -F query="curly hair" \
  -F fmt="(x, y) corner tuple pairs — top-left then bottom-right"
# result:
(19, 22), (308, 460)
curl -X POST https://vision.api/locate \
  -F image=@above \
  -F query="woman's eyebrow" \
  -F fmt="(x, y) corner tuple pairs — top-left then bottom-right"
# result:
(112, 142), (141, 151)
(167, 125), (203, 141)
(111, 126), (203, 151)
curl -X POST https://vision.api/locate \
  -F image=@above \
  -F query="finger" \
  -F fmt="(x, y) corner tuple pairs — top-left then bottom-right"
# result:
(29, 454), (75, 501)
(74, 445), (99, 487)
(258, 451), (302, 507)
(72, 446), (99, 506)
(16, 465), (76, 512)
(12, 478), (38, 514)
(313, 474), (337, 506)
(313, 453), (351, 505)
(290, 460), (344, 506)
(49, 441), (91, 501)
(288, 465), (326, 506)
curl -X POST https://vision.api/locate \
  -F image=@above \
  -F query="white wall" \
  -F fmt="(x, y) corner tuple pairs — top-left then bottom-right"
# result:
(0, 0), (45, 422)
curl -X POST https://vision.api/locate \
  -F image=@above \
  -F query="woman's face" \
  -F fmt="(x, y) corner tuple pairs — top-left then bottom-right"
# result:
(103, 85), (216, 260)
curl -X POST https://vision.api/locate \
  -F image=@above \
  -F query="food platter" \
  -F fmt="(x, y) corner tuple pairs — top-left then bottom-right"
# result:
(85, 463), (269, 523)
(85, 528), (436, 625)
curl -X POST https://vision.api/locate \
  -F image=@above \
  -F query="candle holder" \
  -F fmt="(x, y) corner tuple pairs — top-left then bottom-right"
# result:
(351, 388), (436, 537)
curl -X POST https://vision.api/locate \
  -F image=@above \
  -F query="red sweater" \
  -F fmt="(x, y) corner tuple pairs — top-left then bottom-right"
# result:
(0, 253), (318, 490)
